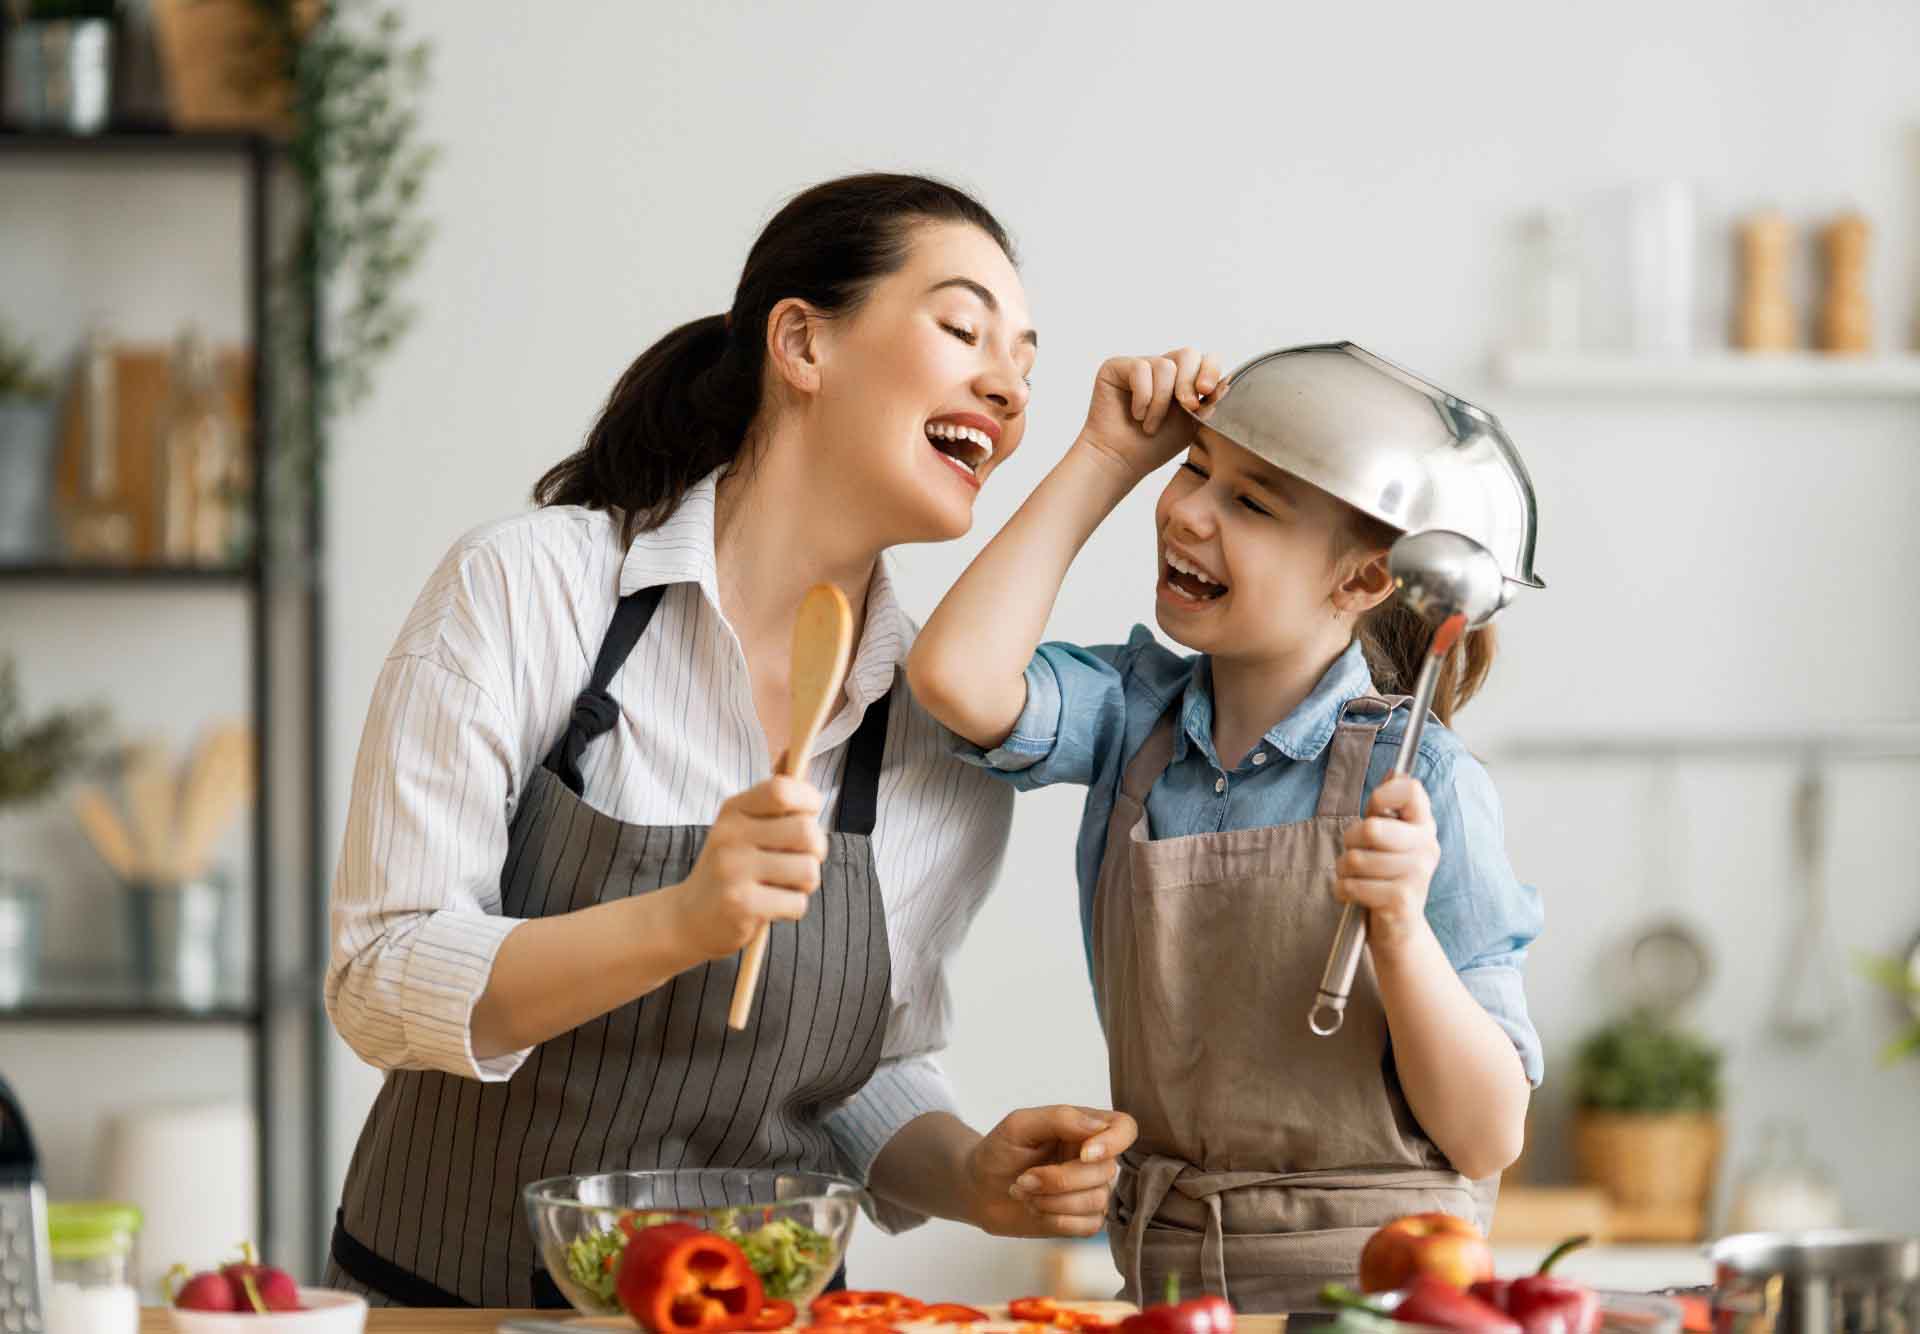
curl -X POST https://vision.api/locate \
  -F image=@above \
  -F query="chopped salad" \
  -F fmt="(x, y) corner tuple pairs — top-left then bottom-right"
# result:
(562, 1209), (837, 1311)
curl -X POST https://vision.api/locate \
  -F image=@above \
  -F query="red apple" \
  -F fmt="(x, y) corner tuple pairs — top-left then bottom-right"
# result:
(1358, 1212), (1493, 1293)
(221, 1243), (304, 1312)
(173, 1270), (239, 1312)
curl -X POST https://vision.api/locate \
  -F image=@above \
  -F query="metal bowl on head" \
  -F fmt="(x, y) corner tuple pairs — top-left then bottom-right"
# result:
(1202, 342), (1545, 619)
(523, 1169), (863, 1318)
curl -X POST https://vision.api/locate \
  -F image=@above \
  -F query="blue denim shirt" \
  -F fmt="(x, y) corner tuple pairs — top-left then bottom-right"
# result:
(955, 626), (1545, 1086)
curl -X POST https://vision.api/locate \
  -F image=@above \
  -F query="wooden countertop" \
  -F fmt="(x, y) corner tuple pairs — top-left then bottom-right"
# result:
(141, 1310), (1289, 1334)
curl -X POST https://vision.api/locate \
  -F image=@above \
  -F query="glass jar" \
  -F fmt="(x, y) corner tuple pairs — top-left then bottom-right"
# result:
(45, 1203), (141, 1334)
(1724, 1119), (1843, 1234)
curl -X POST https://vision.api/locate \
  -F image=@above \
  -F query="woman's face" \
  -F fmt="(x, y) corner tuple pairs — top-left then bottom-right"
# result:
(805, 221), (1036, 543)
(1153, 426), (1382, 664)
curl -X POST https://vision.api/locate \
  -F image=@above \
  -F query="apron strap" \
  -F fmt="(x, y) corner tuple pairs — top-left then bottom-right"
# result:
(1313, 693), (1410, 819)
(1118, 703), (1182, 807)
(833, 689), (891, 836)
(543, 582), (670, 796)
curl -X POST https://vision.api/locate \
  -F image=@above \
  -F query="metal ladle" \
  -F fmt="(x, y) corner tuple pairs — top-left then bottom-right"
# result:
(1309, 529), (1507, 1037)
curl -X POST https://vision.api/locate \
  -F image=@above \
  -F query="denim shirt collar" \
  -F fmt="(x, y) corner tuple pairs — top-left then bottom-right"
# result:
(1172, 638), (1378, 769)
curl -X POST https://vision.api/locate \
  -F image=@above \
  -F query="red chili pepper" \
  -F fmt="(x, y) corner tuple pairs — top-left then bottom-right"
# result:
(1469, 1237), (1599, 1334)
(1324, 1278), (1520, 1334)
(1115, 1276), (1235, 1334)
(812, 1291), (928, 1324)
(749, 1300), (798, 1331)
(616, 1221), (766, 1334)
(918, 1305), (991, 1324)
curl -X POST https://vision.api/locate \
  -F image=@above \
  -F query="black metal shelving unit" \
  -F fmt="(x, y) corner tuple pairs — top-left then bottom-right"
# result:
(0, 127), (326, 1272)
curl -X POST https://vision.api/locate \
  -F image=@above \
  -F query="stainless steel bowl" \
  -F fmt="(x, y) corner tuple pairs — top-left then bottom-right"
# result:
(1709, 1230), (1920, 1334)
(1201, 342), (1545, 617)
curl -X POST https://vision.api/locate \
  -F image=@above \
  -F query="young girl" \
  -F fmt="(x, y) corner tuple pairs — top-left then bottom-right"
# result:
(907, 345), (1545, 1313)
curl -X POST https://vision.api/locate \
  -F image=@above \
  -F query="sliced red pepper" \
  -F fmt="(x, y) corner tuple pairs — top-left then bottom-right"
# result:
(813, 1292), (928, 1324)
(1324, 1278), (1517, 1334)
(808, 1326), (904, 1334)
(616, 1221), (765, 1334)
(918, 1305), (990, 1324)
(1469, 1236), (1599, 1334)
(1113, 1276), (1233, 1334)
(749, 1300), (797, 1330)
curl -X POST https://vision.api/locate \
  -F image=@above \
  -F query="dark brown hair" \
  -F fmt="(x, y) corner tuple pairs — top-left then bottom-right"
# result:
(534, 173), (1015, 540)
(1344, 511), (1498, 729)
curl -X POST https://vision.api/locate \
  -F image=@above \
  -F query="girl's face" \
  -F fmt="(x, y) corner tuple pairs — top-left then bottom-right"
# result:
(805, 221), (1036, 544)
(1153, 426), (1385, 663)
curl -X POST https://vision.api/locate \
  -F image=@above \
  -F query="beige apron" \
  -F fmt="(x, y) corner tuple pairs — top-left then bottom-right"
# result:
(1096, 694), (1497, 1313)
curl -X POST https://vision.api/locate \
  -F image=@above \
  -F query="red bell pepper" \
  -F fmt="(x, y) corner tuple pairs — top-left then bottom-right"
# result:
(812, 1291), (929, 1324)
(1469, 1237), (1600, 1334)
(748, 1300), (797, 1331)
(616, 1221), (766, 1334)
(1114, 1276), (1236, 1334)
(918, 1304), (991, 1324)
(1323, 1277), (1521, 1334)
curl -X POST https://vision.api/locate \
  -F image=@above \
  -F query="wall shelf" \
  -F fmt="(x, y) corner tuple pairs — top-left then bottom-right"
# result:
(1492, 350), (1920, 397)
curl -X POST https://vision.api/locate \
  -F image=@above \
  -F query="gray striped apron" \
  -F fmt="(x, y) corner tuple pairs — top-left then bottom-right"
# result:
(326, 581), (894, 1307)
(1098, 694), (1496, 1313)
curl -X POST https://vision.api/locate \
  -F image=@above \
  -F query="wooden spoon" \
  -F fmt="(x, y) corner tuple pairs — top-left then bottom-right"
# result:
(727, 583), (855, 1031)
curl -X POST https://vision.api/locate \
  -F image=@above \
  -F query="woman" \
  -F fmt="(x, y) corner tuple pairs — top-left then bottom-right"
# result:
(323, 174), (1136, 1308)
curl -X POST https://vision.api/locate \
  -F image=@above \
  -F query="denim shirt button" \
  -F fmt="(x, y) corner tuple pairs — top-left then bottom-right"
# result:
(1214, 776), (1226, 794)
(1252, 752), (1267, 765)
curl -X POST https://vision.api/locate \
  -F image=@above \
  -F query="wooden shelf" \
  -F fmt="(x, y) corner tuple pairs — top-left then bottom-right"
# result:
(0, 127), (276, 157)
(1493, 350), (1920, 397)
(0, 561), (256, 586)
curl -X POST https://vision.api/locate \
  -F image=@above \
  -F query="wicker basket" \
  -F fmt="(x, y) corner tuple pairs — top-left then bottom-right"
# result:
(1573, 1109), (1723, 1209)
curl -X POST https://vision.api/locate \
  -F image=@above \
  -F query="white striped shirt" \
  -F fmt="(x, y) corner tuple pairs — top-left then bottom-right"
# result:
(325, 473), (1014, 1226)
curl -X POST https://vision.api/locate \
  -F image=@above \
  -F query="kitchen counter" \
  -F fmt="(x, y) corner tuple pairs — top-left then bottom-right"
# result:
(139, 1311), (1294, 1334)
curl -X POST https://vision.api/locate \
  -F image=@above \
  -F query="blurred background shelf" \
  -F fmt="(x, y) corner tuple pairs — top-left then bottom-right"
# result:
(0, 561), (256, 585)
(1493, 350), (1920, 397)
(0, 127), (275, 157)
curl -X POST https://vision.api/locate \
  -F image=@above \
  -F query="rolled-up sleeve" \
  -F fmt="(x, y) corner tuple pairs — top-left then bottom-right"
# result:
(953, 632), (1146, 790)
(1422, 750), (1546, 1087)
(822, 1054), (960, 1234)
(325, 652), (532, 1082)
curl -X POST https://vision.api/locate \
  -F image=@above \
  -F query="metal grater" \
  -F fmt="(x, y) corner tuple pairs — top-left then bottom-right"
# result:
(0, 1075), (48, 1334)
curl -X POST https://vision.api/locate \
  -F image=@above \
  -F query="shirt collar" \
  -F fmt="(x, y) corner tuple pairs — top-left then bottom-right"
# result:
(1172, 638), (1378, 768)
(616, 470), (913, 751)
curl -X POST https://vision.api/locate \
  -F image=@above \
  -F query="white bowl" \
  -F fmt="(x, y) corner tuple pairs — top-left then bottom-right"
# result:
(166, 1288), (368, 1334)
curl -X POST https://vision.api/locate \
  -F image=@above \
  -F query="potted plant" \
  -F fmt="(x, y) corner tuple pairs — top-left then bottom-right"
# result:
(0, 655), (105, 1003)
(1858, 942), (1920, 1065)
(0, 322), (60, 561)
(1571, 1011), (1724, 1235)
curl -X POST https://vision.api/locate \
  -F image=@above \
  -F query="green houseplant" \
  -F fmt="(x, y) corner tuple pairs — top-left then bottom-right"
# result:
(1857, 948), (1920, 1066)
(0, 655), (106, 1001)
(240, 0), (437, 527)
(1571, 1012), (1725, 1238)
(0, 322), (60, 561)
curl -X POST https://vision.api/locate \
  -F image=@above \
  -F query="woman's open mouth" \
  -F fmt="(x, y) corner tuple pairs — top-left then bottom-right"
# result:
(926, 419), (995, 488)
(1160, 547), (1228, 604)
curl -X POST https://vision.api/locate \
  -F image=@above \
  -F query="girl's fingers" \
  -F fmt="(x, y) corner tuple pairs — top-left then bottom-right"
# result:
(1347, 815), (1427, 853)
(753, 850), (822, 894)
(1337, 848), (1406, 880)
(1332, 876), (1402, 909)
(1143, 357), (1179, 434)
(1166, 347), (1204, 409)
(1367, 775), (1433, 824)
(1196, 354), (1224, 401)
(1128, 359), (1156, 422)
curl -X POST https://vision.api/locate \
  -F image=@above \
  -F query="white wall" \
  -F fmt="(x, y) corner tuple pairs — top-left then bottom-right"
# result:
(12, 0), (1917, 1299)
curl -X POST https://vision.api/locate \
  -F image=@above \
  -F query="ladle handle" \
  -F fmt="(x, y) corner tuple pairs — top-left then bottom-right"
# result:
(1308, 638), (1448, 1036)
